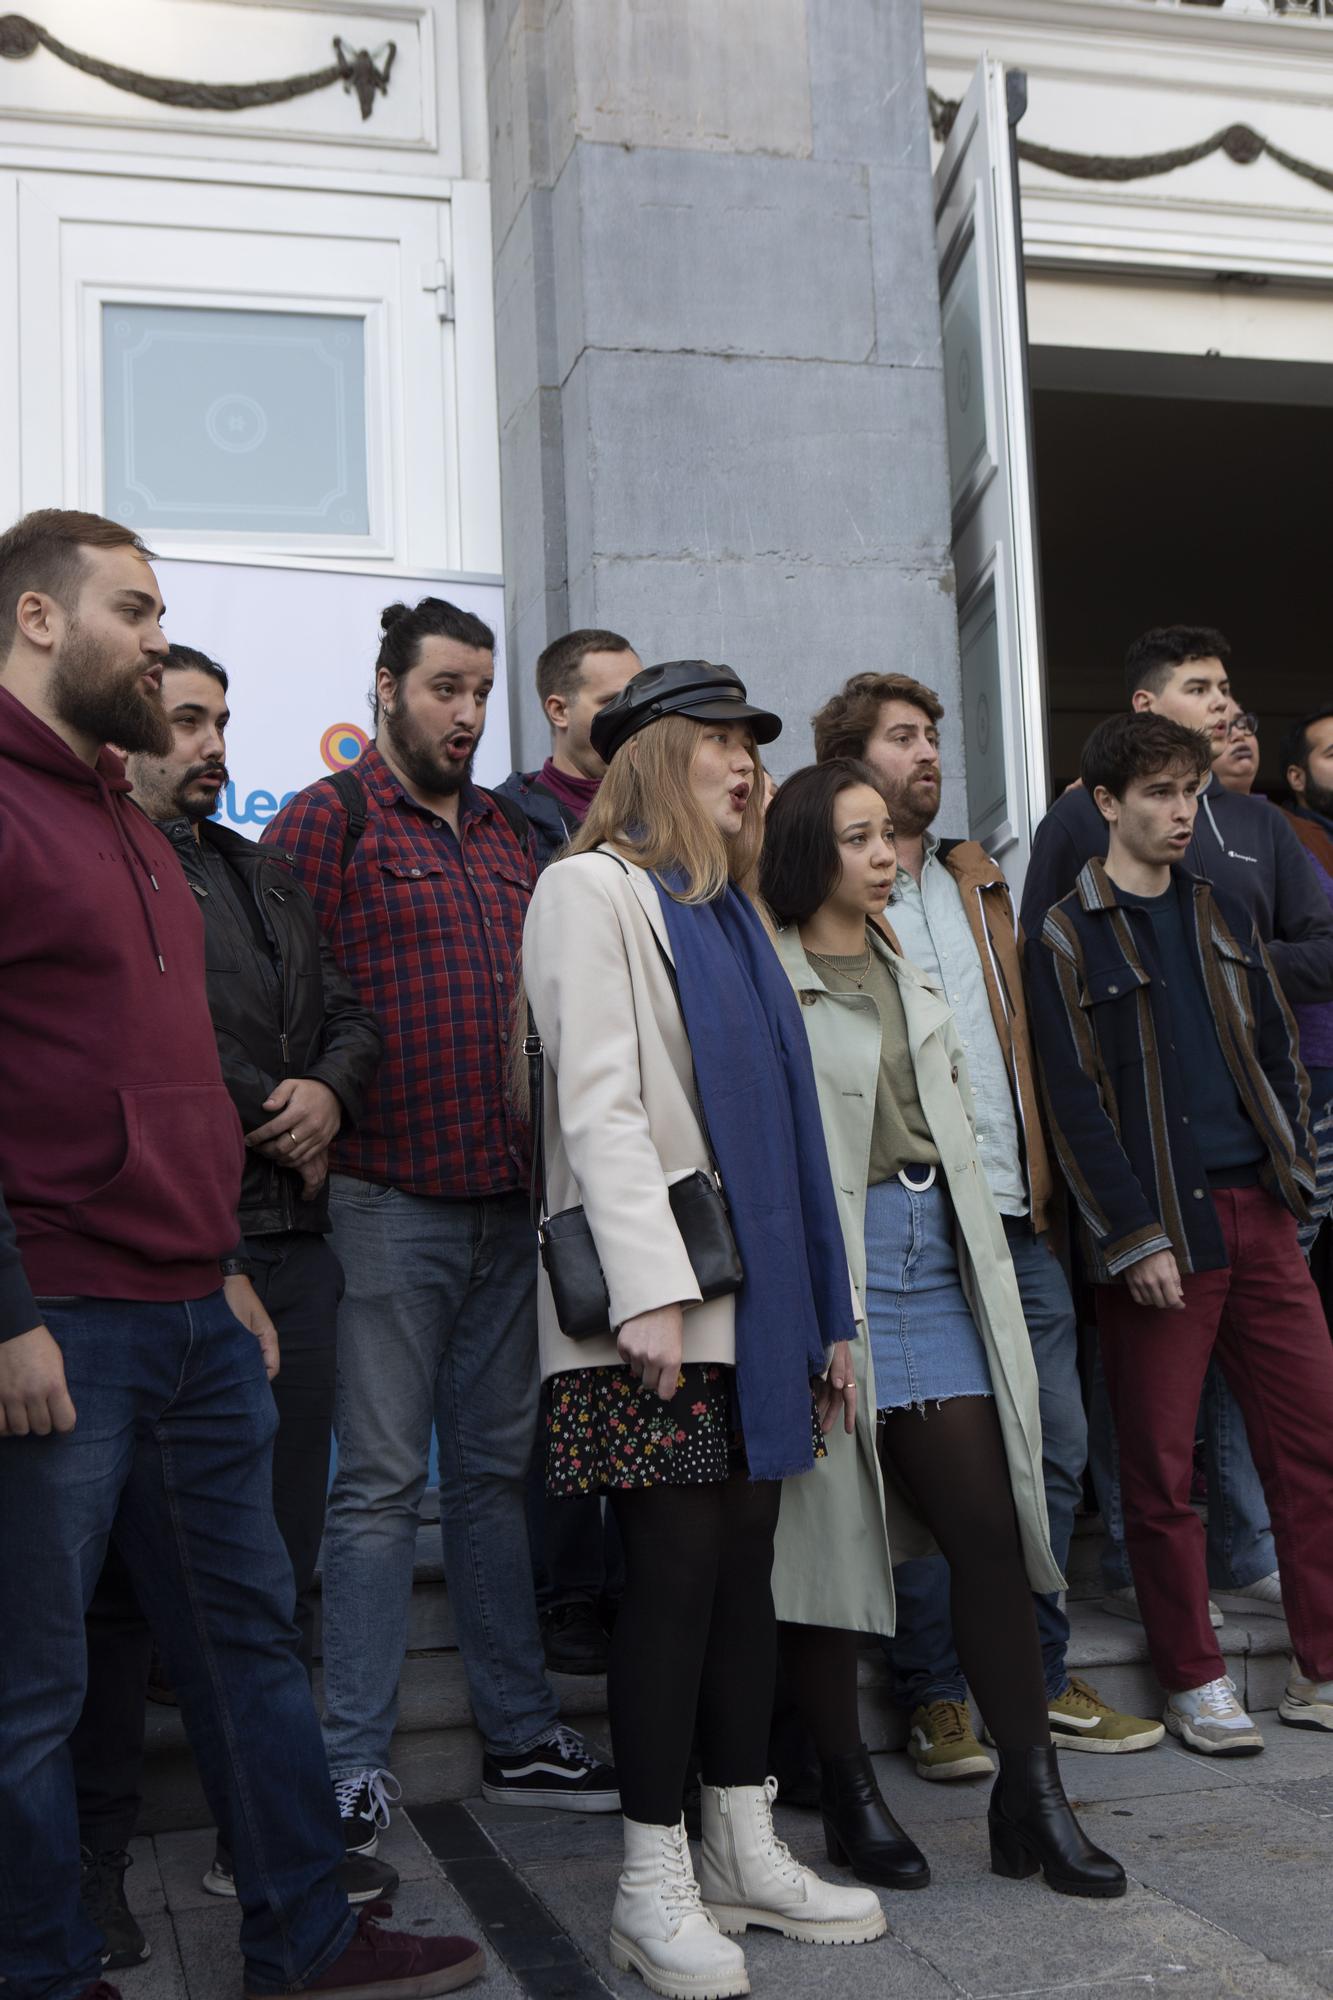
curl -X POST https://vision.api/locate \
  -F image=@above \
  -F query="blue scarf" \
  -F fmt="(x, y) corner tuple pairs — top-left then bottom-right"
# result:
(653, 877), (856, 1480)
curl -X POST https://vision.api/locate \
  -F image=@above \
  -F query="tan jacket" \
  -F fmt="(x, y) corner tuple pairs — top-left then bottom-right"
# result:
(521, 848), (736, 1380)
(771, 923), (1062, 1637)
(882, 838), (1054, 1236)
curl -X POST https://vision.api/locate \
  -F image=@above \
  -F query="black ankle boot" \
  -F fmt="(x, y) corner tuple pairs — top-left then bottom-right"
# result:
(820, 1746), (931, 1891)
(989, 1745), (1126, 1898)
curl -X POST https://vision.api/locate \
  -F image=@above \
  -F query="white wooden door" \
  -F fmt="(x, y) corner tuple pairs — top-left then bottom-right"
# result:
(934, 58), (1047, 890)
(13, 171), (473, 573)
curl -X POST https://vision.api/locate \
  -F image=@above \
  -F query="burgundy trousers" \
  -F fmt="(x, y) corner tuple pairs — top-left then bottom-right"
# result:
(1097, 1186), (1333, 1693)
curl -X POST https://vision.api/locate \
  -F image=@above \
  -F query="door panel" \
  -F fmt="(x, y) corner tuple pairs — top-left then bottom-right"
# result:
(935, 59), (1047, 890)
(15, 172), (458, 569)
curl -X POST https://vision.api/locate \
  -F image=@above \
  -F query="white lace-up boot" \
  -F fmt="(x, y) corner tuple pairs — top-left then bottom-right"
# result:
(610, 1816), (750, 1999)
(699, 1779), (887, 1945)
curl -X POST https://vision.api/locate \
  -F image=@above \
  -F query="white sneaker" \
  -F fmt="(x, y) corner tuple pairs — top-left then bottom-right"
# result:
(1279, 1670), (1333, 1733)
(610, 1817), (750, 2000)
(1103, 1584), (1223, 1630)
(1164, 1677), (1264, 1756)
(699, 1779), (887, 1946)
(1214, 1572), (1285, 1618)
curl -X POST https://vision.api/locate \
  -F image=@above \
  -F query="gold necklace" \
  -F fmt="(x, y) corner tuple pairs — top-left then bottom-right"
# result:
(805, 942), (873, 989)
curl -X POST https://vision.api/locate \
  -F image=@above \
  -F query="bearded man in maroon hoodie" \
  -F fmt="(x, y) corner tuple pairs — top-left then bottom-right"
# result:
(0, 511), (482, 2000)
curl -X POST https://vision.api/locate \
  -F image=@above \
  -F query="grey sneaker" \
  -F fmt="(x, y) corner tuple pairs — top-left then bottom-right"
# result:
(1279, 1671), (1333, 1732)
(1213, 1571), (1285, 1618)
(1164, 1676), (1263, 1756)
(1103, 1584), (1223, 1630)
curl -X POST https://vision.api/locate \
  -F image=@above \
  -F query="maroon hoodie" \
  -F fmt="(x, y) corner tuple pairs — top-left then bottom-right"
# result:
(0, 685), (244, 1305)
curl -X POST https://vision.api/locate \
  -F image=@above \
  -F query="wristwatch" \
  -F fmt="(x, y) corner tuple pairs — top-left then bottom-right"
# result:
(220, 1255), (253, 1279)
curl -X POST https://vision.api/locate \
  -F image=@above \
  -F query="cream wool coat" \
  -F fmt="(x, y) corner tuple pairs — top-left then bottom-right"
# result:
(522, 847), (737, 1380)
(771, 923), (1063, 1639)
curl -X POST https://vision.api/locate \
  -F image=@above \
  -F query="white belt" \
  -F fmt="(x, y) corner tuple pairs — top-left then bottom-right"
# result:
(897, 1163), (937, 1192)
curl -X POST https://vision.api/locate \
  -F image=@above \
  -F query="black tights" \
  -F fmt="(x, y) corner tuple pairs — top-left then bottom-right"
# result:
(778, 1396), (1049, 1760)
(608, 1473), (782, 1824)
(878, 1395), (1049, 1751)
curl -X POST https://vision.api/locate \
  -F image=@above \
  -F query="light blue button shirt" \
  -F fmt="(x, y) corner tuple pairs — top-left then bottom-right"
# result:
(888, 836), (1028, 1216)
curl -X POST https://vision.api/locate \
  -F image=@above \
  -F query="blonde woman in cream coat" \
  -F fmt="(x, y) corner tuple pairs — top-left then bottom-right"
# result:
(521, 663), (887, 2000)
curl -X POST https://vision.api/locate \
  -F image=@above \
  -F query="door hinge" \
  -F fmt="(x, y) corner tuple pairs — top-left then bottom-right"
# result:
(421, 257), (454, 322)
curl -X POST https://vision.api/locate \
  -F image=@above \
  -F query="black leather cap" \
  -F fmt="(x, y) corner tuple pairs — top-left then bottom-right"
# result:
(590, 660), (783, 764)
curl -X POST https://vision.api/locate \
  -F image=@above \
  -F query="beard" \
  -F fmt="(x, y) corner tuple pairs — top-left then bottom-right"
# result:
(384, 701), (473, 797)
(50, 622), (172, 757)
(176, 761), (229, 822)
(1303, 774), (1333, 821)
(882, 769), (941, 839)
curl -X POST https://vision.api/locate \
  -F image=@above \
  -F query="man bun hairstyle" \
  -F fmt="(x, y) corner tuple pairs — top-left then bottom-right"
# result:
(1282, 707), (1333, 780)
(812, 671), (943, 764)
(1081, 711), (1212, 802)
(372, 595), (495, 720)
(1124, 625), (1230, 700)
(536, 628), (633, 708)
(163, 643), (229, 693)
(0, 508), (154, 657)
(760, 758), (893, 929)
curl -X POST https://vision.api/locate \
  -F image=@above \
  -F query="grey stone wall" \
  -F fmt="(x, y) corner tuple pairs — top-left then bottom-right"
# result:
(486, 0), (961, 792)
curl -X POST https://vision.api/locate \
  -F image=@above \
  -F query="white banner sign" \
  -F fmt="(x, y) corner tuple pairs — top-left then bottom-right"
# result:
(154, 558), (511, 833)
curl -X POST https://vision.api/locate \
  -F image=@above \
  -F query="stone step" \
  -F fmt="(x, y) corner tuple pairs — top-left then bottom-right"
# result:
(139, 1513), (1297, 1831)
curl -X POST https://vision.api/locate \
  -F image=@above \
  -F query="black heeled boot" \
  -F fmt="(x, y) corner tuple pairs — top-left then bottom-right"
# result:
(989, 1746), (1126, 1898)
(820, 1746), (931, 1891)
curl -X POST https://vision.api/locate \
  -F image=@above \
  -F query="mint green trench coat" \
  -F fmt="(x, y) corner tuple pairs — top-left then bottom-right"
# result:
(771, 924), (1063, 1638)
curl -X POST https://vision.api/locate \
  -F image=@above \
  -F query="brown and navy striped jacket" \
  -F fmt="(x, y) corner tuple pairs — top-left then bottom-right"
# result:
(1025, 859), (1316, 1282)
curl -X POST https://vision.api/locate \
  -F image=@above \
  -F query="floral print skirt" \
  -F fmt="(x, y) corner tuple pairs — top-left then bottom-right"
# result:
(545, 1361), (826, 1495)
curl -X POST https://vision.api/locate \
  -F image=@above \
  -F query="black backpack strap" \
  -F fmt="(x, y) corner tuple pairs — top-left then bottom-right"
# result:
(327, 767), (368, 871)
(481, 786), (534, 858)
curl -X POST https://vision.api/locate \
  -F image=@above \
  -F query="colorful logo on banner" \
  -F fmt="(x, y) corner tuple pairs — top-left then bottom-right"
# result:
(320, 722), (370, 771)
(219, 722), (370, 826)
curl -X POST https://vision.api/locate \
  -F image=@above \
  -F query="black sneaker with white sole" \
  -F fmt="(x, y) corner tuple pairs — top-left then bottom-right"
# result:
(332, 1768), (402, 1857)
(202, 1842), (401, 1907)
(80, 1847), (150, 1971)
(481, 1725), (620, 1812)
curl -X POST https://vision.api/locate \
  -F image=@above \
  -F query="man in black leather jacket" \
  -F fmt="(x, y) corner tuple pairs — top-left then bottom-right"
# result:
(70, 645), (386, 1955)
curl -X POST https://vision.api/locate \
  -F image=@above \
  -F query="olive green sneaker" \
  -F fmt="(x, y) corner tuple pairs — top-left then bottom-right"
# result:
(907, 1700), (995, 1781)
(1048, 1675), (1165, 1753)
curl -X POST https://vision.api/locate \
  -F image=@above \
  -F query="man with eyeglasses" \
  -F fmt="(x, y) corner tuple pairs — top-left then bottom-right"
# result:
(1213, 706), (1260, 797)
(1022, 627), (1333, 1639)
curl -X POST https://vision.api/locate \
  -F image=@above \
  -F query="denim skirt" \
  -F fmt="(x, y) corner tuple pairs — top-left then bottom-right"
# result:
(864, 1174), (994, 1413)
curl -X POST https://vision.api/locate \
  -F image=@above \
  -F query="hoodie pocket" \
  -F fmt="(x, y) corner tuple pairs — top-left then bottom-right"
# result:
(70, 1084), (245, 1260)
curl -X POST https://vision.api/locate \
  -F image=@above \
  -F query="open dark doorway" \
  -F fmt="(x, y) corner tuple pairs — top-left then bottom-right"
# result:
(1030, 348), (1333, 802)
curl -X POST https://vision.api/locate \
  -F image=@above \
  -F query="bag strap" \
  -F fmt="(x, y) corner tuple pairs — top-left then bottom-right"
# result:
(328, 767), (368, 872)
(525, 852), (723, 1234)
(326, 767), (532, 871)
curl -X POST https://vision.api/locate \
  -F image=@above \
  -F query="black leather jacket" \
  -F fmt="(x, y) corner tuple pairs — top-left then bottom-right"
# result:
(166, 818), (382, 1237)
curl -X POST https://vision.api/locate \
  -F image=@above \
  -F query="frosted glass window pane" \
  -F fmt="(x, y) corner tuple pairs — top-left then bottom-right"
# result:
(103, 305), (369, 537)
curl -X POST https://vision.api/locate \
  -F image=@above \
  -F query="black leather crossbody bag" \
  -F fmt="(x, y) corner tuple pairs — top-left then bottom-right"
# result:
(525, 913), (743, 1342)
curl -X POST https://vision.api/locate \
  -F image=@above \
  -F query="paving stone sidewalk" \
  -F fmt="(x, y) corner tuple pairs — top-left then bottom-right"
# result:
(117, 1707), (1333, 2000)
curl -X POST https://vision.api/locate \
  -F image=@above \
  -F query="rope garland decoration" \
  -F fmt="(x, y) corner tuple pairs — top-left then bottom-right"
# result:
(928, 88), (1333, 198)
(0, 15), (396, 121)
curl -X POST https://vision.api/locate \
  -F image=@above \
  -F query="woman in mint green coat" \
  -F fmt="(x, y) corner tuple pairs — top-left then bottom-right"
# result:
(761, 760), (1124, 1905)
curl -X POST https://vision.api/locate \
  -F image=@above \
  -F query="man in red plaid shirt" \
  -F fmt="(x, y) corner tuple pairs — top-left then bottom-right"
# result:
(264, 598), (618, 1847)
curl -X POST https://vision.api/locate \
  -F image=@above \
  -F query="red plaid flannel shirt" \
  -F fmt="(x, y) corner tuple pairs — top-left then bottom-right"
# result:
(262, 748), (534, 1198)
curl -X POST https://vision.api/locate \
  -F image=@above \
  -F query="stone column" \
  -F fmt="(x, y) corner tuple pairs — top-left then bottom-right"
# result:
(486, 0), (960, 776)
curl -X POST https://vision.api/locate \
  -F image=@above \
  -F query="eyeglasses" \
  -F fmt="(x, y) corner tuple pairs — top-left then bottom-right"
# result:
(1226, 711), (1258, 738)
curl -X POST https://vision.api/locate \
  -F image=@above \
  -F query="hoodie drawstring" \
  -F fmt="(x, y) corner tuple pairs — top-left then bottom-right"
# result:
(100, 777), (168, 973)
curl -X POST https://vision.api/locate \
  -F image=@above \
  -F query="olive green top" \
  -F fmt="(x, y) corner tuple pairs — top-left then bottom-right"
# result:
(805, 945), (939, 1184)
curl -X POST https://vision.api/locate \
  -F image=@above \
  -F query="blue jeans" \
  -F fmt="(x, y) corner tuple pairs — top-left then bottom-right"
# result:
(0, 1292), (353, 2000)
(1089, 1346), (1276, 1592)
(886, 1220), (1087, 1705)
(322, 1180), (557, 1768)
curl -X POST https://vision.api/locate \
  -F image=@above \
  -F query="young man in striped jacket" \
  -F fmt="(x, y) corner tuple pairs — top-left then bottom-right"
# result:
(1028, 711), (1333, 1756)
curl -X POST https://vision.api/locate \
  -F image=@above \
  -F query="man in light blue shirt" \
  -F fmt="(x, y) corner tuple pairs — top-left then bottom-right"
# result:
(813, 671), (1163, 1777)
